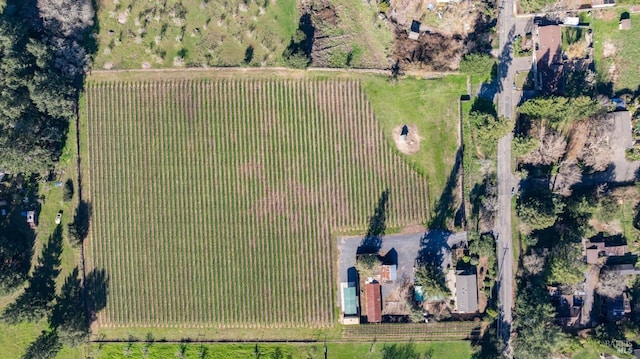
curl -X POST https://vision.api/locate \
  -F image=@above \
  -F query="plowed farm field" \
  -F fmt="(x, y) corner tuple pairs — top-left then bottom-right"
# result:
(83, 77), (430, 329)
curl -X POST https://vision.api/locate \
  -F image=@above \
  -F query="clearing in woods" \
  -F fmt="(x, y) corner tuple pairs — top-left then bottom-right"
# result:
(82, 70), (435, 334)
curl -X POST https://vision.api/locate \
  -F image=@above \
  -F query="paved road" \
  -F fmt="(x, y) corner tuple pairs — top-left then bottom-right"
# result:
(496, 0), (517, 354)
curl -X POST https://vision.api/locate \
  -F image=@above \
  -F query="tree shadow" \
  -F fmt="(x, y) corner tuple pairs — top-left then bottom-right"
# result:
(50, 267), (89, 346)
(430, 147), (462, 229)
(357, 189), (389, 254)
(0, 209), (36, 294)
(2, 225), (63, 323)
(85, 267), (109, 322)
(68, 200), (92, 245)
(21, 329), (61, 359)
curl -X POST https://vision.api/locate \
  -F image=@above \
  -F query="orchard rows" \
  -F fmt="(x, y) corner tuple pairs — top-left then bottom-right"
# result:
(84, 78), (430, 328)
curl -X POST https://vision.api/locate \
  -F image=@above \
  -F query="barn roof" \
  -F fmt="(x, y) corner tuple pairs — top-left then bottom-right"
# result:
(366, 282), (382, 323)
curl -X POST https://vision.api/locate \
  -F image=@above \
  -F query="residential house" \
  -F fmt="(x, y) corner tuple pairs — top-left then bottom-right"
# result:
(605, 292), (631, 321)
(455, 271), (478, 313)
(556, 295), (583, 326)
(535, 24), (564, 94)
(607, 264), (640, 276)
(584, 235), (628, 264)
(365, 281), (382, 323)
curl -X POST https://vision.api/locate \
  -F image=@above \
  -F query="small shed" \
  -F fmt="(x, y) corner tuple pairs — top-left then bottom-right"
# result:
(620, 18), (631, 30)
(564, 17), (579, 25)
(409, 20), (421, 40)
(26, 210), (36, 229)
(365, 282), (382, 323)
(455, 272), (478, 313)
(380, 264), (397, 282)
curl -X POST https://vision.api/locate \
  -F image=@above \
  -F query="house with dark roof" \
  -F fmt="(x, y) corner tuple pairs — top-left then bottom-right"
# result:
(535, 24), (564, 94)
(556, 295), (583, 326)
(604, 293), (631, 321)
(584, 235), (628, 264)
(455, 271), (478, 313)
(365, 281), (382, 323)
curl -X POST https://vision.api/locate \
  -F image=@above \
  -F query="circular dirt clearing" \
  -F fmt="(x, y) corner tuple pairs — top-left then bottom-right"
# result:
(392, 124), (421, 155)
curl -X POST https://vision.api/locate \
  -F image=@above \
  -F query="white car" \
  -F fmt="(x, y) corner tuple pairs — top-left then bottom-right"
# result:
(55, 211), (62, 224)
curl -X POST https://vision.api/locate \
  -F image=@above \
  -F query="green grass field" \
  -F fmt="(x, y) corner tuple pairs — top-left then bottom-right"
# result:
(362, 75), (466, 214)
(592, 9), (640, 93)
(83, 72), (435, 332)
(90, 341), (473, 359)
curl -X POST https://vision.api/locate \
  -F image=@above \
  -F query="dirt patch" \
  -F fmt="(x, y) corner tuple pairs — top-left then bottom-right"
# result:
(603, 40), (616, 58)
(392, 124), (421, 155)
(565, 120), (588, 161)
(393, 27), (464, 71)
(399, 224), (426, 234)
(589, 218), (622, 235)
(593, 9), (618, 21)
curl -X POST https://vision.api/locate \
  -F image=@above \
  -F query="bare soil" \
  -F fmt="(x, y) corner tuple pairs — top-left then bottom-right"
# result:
(603, 40), (616, 58)
(392, 26), (464, 71)
(392, 124), (421, 155)
(565, 120), (589, 161)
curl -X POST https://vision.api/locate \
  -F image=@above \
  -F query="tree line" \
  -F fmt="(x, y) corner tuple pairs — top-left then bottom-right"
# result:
(0, 0), (94, 174)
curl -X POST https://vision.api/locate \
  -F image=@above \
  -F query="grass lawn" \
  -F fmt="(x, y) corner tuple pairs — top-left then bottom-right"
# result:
(592, 9), (640, 93)
(90, 341), (473, 359)
(515, 71), (533, 90)
(361, 75), (467, 217)
(0, 116), (86, 357)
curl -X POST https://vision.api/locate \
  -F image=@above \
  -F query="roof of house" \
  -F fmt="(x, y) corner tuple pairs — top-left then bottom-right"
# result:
(586, 247), (599, 264)
(620, 18), (632, 30)
(410, 20), (421, 33)
(455, 273), (478, 313)
(342, 286), (358, 316)
(536, 25), (563, 69)
(606, 293), (629, 321)
(557, 295), (582, 319)
(366, 282), (382, 323)
(608, 264), (640, 275)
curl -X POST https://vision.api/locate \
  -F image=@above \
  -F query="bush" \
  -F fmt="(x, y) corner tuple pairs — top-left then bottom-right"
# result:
(63, 179), (74, 202)
(459, 53), (496, 79)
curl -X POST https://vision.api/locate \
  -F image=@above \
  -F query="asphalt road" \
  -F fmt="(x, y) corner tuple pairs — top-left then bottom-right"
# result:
(496, 0), (517, 354)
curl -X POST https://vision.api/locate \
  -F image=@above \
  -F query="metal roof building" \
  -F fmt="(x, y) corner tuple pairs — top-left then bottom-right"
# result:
(366, 282), (382, 323)
(342, 286), (358, 316)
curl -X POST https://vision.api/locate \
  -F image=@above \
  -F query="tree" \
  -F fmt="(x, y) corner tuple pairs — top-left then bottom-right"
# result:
(522, 250), (547, 275)
(469, 111), (512, 158)
(50, 267), (89, 346)
(37, 0), (94, 38)
(355, 254), (382, 279)
(597, 270), (627, 299)
(512, 135), (540, 158)
(62, 179), (73, 202)
(513, 276), (566, 359)
(518, 96), (602, 132)
(547, 242), (586, 285)
(459, 53), (495, 79)
(67, 200), (90, 245)
(517, 188), (563, 230)
(415, 262), (450, 298)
